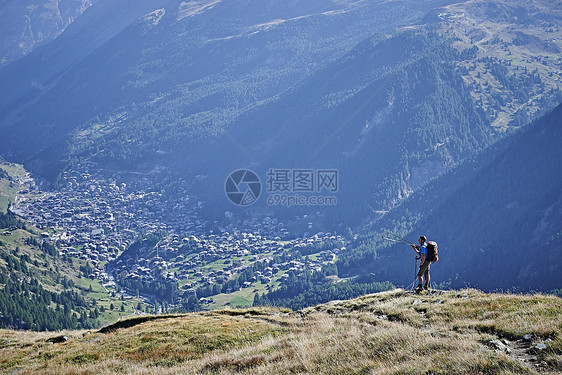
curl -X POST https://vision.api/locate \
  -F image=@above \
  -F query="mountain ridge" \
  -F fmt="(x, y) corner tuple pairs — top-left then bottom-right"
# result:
(344, 100), (562, 291)
(0, 0), (98, 65)
(0, 288), (560, 374)
(1, 0), (559, 222)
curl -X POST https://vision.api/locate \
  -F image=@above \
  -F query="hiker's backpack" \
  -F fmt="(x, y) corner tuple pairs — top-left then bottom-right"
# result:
(426, 241), (438, 262)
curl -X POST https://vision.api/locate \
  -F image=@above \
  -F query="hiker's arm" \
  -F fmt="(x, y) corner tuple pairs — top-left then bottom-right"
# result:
(411, 244), (420, 255)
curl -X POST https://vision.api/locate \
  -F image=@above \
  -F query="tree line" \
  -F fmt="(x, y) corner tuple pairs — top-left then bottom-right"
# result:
(0, 272), (97, 330)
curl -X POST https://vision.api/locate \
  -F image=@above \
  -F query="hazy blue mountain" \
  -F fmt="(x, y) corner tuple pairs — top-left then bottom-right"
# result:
(185, 29), (494, 222)
(0, 0), (97, 65)
(0, 0), (176, 126)
(0, 0), (454, 172)
(164, 12), (561, 226)
(344, 103), (562, 291)
(0, 0), (560, 231)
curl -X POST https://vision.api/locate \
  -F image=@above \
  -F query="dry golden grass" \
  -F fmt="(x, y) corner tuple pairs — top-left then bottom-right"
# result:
(1, 289), (560, 374)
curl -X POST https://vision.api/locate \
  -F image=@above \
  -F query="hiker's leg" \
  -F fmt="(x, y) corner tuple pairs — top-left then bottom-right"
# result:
(417, 261), (429, 290)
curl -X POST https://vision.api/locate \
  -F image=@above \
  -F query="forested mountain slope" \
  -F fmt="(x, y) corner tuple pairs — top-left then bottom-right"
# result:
(0, 1), (559, 229)
(0, 210), (99, 330)
(345, 102), (562, 291)
(0, 0), (451, 177)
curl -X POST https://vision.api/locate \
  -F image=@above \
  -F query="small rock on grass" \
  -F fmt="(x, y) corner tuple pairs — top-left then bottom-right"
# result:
(489, 339), (511, 353)
(46, 335), (68, 344)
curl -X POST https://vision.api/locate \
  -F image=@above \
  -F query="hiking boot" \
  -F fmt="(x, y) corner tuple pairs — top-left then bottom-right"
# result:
(423, 284), (430, 291)
(414, 284), (423, 293)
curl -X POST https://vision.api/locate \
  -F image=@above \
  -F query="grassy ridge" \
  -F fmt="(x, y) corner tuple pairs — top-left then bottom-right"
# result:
(0, 162), (27, 213)
(1, 289), (560, 374)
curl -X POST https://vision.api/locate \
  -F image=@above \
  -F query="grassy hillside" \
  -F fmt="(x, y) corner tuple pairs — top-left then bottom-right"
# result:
(1, 289), (560, 374)
(0, 162), (30, 213)
(0, 163), (154, 330)
(0, 219), (134, 330)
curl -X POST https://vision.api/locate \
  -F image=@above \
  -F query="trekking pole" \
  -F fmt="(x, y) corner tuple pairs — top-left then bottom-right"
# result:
(407, 255), (421, 292)
(414, 256), (417, 284)
(384, 231), (420, 292)
(381, 236), (411, 246)
(409, 256), (416, 292)
(383, 232), (420, 255)
(385, 231), (416, 246)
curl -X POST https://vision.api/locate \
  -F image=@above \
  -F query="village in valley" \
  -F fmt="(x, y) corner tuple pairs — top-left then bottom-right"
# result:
(7, 162), (345, 311)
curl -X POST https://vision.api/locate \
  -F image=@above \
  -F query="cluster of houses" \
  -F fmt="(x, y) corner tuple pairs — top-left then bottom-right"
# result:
(12, 166), (205, 281)
(11, 163), (347, 306)
(112, 230), (347, 303)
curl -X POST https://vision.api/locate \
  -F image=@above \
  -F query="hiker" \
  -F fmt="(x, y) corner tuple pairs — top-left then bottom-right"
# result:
(411, 235), (431, 291)
(381, 231), (438, 291)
